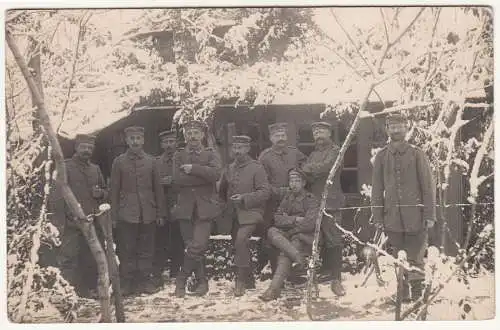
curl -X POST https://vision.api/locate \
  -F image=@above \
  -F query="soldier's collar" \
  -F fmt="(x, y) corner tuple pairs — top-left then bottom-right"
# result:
(187, 145), (203, 154)
(388, 141), (410, 154)
(315, 139), (334, 151)
(72, 154), (90, 166)
(126, 149), (145, 159)
(271, 145), (287, 155)
(290, 189), (306, 200)
(234, 154), (252, 168)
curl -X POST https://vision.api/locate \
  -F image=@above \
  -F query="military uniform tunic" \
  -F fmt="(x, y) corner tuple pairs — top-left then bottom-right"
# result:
(302, 141), (345, 247)
(172, 145), (222, 259)
(48, 155), (108, 294)
(258, 145), (306, 231)
(110, 149), (166, 282)
(371, 141), (436, 280)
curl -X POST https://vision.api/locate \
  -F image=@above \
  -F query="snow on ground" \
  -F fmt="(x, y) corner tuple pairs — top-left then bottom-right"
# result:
(31, 256), (495, 323)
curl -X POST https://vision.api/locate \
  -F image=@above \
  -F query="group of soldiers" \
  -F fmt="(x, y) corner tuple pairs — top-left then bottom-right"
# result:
(49, 112), (436, 304)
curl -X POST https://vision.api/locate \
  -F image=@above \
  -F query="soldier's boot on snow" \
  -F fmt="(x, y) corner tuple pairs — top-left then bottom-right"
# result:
(410, 279), (424, 301)
(329, 246), (346, 297)
(390, 280), (411, 303)
(193, 259), (209, 297)
(234, 267), (248, 297)
(120, 278), (135, 297)
(175, 256), (196, 298)
(140, 274), (160, 295)
(245, 269), (256, 289)
(259, 256), (291, 302)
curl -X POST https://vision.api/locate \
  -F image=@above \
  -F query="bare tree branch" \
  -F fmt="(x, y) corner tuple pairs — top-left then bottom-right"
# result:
(5, 29), (111, 323)
(378, 7), (426, 72)
(57, 11), (91, 133)
(380, 8), (390, 45)
(330, 8), (377, 77)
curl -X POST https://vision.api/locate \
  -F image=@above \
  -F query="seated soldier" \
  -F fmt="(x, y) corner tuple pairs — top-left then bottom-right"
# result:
(259, 168), (319, 302)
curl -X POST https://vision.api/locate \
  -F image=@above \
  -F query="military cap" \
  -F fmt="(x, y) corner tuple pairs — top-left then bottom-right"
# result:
(232, 135), (251, 145)
(124, 126), (145, 136)
(159, 130), (176, 140)
(75, 134), (96, 146)
(183, 120), (206, 131)
(268, 122), (288, 134)
(311, 121), (332, 131)
(386, 112), (407, 124)
(288, 168), (307, 181)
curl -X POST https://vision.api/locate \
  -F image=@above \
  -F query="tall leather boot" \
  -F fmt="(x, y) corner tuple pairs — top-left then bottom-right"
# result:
(246, 269), (256, 289)
(329, 246), (346, 296)
(175, 255), (196, 298)
(193, 258), (209, 297)
(410, 279), (424, 301)
(234, 267), (249, 297)
(259, 256), (291, 302)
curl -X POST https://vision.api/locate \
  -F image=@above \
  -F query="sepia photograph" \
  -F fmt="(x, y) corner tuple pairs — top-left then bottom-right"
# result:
(2, 3), (495, 324)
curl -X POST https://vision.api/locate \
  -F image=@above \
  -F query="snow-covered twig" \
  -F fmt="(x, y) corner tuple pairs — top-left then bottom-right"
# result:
(16, 157), (52, 322)
(359, 101), (437, 118)
(415, 224), (493, 319)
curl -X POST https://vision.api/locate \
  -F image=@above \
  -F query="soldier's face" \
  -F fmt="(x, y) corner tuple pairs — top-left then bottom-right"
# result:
(270, 131), (287, 147)
(312, 128), (331, 144)
(184, 128), (204, 146)
(289, 175), (305, 192)
(386, 121), (408, 141)
(75, 143), (94, 160)
(160, 137), (176, 153)
(231, 143), (250, 161)
(126, 134), (144, 151)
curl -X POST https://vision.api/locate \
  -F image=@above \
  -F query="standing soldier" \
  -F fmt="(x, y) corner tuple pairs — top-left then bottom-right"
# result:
(153, 130), (184, 285)
(219, 136), (270, 297)
(172, 120), (222, 298)
(110, 126), (166, 296)
(302, 121), (346, 296)
(258, 123), (306, 272)
(259, 169), (318, 301)
(49, 134), (108, 298)
(371, 113), (436, 301)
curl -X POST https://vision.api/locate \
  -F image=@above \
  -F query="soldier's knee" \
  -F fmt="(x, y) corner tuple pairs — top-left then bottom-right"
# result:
(267, 227), (280, 240)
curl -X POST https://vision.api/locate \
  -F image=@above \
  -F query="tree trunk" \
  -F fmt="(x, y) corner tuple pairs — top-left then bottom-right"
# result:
(6, 30), (112, 323)
(306, 85), (374, 320)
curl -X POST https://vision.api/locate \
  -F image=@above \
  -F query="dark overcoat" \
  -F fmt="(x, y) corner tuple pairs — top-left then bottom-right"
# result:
(273, 190), (320, 244)
(110, 149), (166, 224)
(219, 156), (270, 225)
(371, 141), (437, 233)
(171, 146), (223, 222)
(49, 155), (108, 234)
(301, 141), (345, 210)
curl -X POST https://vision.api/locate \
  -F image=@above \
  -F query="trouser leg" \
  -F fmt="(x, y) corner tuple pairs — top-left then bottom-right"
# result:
(137, 223), (156, 279)
(187, 219), (212, 296)
(321, 212), (346, 296)
(386, 231), (410, 300)
(117, 222), (139, 294)
(267, 227), (305, 265)
(58, 225), (82, 292)
(168, 221), (184, 277)
(259, 255), (292, 301)
(153, 222), (169, 278)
